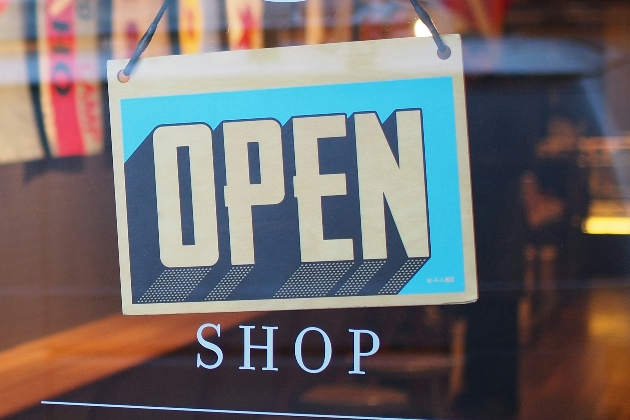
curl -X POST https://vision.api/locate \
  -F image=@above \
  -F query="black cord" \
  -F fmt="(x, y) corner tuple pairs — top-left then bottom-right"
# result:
(408, 0), (451, 59)
(117, 0), (172, 82)
(409, 0), (451, 60)
(118, 0), (450, 82)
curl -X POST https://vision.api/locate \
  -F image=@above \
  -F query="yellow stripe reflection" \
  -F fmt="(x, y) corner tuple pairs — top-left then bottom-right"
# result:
(583, 216), (630, 235)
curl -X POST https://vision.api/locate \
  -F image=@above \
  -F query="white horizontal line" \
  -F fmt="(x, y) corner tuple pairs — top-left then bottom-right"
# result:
(41, 401), (424, 420)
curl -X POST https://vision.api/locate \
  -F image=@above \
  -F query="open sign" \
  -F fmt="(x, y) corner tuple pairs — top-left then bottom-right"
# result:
(108, 35), (477, 314)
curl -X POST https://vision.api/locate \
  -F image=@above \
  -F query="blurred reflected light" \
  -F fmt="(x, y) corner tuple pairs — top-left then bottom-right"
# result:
(414, 19), (431, 37)
(583, 216), (630, 235)
(589, 313), (630, 341)
(588, 291), (630, 342)
(580, 137), (630, 235)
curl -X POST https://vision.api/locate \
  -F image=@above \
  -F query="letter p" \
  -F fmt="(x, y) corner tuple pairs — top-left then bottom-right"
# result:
(348, 329), (380, 374)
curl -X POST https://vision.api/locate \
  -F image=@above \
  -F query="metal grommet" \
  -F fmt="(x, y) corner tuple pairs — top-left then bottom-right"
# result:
(118, 70), (131, 83)
(437, 45), (451, 60)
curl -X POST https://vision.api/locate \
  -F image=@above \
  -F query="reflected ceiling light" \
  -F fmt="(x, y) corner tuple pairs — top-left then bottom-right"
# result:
(583, 216), (630, 235)
(414, 19), (432, 37)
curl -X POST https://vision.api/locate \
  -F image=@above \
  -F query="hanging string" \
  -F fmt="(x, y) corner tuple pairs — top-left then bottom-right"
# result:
(118, 0), (450, 83)
(408, 0), (451, 59)
(117, 0), (172, 82)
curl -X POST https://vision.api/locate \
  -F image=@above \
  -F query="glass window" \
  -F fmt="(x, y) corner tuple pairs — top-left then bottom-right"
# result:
(0, 1), (629, 419)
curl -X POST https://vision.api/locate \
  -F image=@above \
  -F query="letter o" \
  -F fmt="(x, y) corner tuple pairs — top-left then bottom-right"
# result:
(294, 327), (332, 374)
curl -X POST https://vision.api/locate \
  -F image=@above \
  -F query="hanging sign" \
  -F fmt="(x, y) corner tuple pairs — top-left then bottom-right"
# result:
(107, 35), (477, 315)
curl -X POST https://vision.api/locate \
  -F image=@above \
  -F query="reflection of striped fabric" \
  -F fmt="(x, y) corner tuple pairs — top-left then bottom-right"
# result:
(0, 0), (44, 164)
(226, 0), (263, 50)
(304, 0), (324, 45)
(33, 0), (104, 158)
(178, 0), (203, 54)
(178, 0), (222, 54)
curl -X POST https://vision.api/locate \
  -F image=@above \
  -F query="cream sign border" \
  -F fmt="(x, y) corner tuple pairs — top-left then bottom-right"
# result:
(107, 35), (477, 315)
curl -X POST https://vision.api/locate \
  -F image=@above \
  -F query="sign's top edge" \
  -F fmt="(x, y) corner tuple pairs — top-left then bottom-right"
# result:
(106, 35), (464, 99)
(106, 34), (462, 67)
